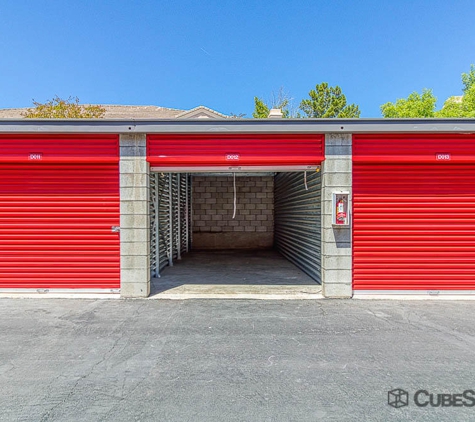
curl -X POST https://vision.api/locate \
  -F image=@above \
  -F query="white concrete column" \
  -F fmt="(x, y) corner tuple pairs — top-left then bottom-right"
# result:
(119, 134), (150, 298)
(321, 133), (352, 298)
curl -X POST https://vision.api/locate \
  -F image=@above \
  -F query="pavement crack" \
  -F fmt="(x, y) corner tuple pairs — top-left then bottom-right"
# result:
(38, 304), (147, 422)
(0, 362), (16, 376)
(404, 308), (475, 353)
(315, 301), (328, 317)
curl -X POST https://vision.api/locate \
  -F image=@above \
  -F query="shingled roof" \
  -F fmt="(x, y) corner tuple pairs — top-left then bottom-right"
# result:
(0, 108), (26, 119)
(0, 104), (229, 119)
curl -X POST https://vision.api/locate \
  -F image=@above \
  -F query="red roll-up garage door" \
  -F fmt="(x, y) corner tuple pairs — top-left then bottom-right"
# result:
(147, 134), (325, 169)
(353, 133), (475, 293)
(0, 135), (120, 290)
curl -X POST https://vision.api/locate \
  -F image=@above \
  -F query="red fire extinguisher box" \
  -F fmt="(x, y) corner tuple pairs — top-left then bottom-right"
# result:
(332, 192), (350, 226)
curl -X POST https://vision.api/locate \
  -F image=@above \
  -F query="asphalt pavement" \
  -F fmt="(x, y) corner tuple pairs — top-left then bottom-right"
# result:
(1, 298), (474, 422)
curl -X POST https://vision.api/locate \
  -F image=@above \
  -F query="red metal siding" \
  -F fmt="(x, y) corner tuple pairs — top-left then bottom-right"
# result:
(0, 134), (118, 163)
(147, 134), (325, 167)
(353, 133), (475, 163)
(0, 135), (120, 289)
(353, 134), (475, 291)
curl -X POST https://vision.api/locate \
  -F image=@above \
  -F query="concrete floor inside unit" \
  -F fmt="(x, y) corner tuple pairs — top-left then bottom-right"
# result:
(150, 249), (322, 299)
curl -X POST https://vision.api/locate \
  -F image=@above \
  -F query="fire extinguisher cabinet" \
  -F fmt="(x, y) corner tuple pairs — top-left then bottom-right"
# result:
(332, 191), (350, 227)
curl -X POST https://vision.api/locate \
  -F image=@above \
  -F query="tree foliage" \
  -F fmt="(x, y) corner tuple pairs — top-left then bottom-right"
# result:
(381, 64), (475, 118)
(22, 96), (106, 118)
(229, 112), (246, 119)
(380, 89), (437, 118)
(462, 64), (475, 92)
(253, 84), (359, 119)
(435, 85), (475, 118)
(436, 65), (475, 117)
(253, 88), (292, 118)
(298, 83), (360, 118)
(252, 97), (270, 118)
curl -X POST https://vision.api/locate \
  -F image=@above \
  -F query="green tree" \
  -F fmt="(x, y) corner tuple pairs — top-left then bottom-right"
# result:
(298, 82), (360, 118)
(381, 64), (475, 118)
(462, 64), (475, 92)
(436, 64), (475, 118)
(23, 96), (106, 118)
(436, 85), (475, 118)
(252, 97), (270, 118)
(380, 89), (437, 118)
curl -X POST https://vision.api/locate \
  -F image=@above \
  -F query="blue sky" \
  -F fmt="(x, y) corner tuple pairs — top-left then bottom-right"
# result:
(0, 0), (474, 117)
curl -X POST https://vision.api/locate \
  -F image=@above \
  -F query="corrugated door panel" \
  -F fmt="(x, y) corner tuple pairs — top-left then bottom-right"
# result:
(353, 162), (475, 291)
(171, 174), (179, 260)
(147, 134), (324, 167)
(179, 174), (189, 256)
(353, 133), (475, 163)
(274, 172), (321, 283)
(158, 173), (171, 271)
(0, 135), (119, 290)
(0, 134), (118, 163)
(150, 173), (159, 277)
(150, 172), (192, 276)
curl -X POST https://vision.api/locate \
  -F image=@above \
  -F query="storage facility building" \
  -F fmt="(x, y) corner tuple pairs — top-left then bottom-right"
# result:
(0, 117), (474, 298)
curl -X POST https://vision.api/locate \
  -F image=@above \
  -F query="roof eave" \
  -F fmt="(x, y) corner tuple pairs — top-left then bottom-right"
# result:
(0, 118), (474, 134)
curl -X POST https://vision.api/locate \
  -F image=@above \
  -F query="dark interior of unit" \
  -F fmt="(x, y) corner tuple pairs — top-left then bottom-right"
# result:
(150, 172), (322, 287)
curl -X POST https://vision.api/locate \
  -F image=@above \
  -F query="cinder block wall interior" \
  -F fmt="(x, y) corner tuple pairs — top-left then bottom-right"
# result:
(192, 175), (274, 249)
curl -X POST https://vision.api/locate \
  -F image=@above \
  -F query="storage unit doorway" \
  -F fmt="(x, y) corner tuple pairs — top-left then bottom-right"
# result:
(149, 169), (322, 291)
(147, 132), (325, 292)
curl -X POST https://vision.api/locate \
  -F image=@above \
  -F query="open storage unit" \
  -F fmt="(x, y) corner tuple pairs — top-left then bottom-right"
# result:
(149, 170), (322, 284)
(147, 132), (325, 286)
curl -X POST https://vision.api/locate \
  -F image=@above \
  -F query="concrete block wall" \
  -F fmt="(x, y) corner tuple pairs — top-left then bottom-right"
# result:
(321, 133), (353, 298)
(119, 134), (151, 298)
(192, 176), (274, 249)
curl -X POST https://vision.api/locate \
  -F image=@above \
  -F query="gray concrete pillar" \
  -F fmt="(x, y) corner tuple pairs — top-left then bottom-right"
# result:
(119, 134), (150, 297)
(321, 133), (352, 298)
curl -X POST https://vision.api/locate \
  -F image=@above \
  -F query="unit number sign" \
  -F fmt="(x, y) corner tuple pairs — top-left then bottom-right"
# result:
(435, 153), (451, 161)
(225, 153), (240, 161)
(28, 153), (43, 160)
